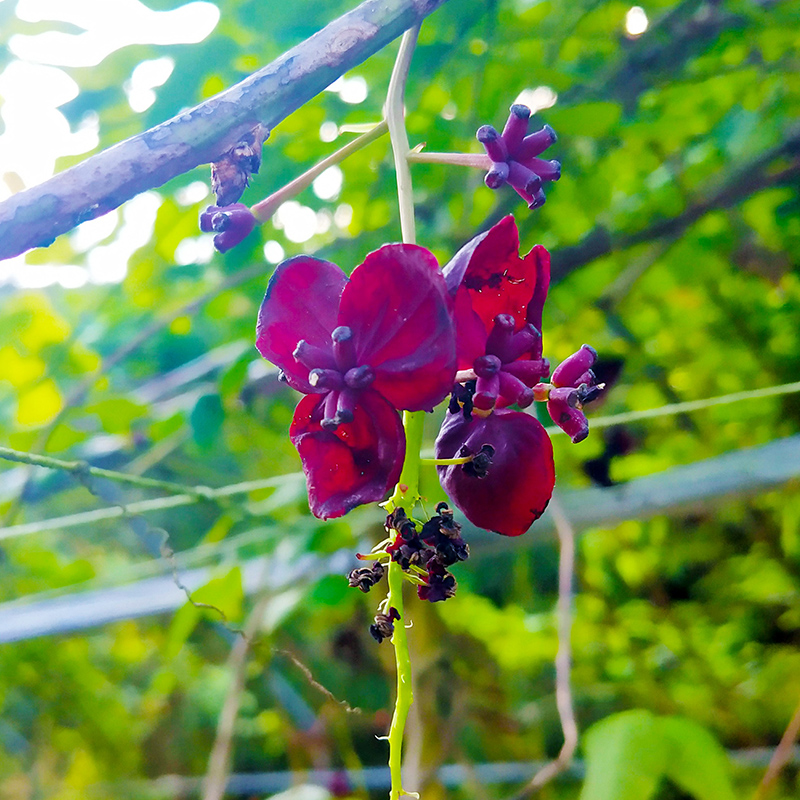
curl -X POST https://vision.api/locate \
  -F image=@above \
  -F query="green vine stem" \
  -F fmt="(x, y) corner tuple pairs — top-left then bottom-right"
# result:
(0, 445), (214, 499)
(386, 554), (416, 800)
(251, 120), (388, 222)
(383, 22), (423, 800)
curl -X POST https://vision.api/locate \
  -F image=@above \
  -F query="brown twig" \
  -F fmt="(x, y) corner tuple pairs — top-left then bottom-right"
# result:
(202, 587), (273, 800)
(753, 696), (800, 800)
(509, 495), (578, 799)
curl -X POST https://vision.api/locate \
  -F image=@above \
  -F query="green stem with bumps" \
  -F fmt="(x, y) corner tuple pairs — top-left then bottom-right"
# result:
(384, 23), (423, 800)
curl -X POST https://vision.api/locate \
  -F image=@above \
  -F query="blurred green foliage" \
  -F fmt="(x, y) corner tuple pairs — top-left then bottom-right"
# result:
(1, 0), (799, 798)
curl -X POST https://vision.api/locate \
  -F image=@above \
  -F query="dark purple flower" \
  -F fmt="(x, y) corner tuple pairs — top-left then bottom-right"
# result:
(477, 104), (560, 209)
(538, 344), (603, 443)
(256, 245), (456, 519)
(435, 408), (555, 537)
(443, 216), (551, 411)
(200, 203), (257, 252)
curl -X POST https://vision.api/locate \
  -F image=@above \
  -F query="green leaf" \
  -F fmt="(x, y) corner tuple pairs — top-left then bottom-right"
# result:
(580, 710), (667, 800)
(659, 716), (736, 800)
(192, 566), (245, 623)
(547, 102), (622, 137)
(190, 392), (224, 449)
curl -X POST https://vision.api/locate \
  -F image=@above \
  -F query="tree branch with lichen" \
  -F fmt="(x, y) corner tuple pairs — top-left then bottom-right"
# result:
(0, 0), (448, 261)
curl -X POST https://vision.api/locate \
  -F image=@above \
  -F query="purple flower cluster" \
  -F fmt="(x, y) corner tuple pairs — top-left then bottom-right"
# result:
(254, 112), (602, 549)
(477, 104), (561, 209)
(256, 246), (455, 519)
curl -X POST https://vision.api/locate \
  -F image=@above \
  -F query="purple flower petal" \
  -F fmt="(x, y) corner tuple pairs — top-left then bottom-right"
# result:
(256, 256), (347, 393)
(290, 389), (405, 519)
(442, 228), (492, 296)
(338, 244), (456, 412)
(457, 216), (550, 341)
(526, 244), (550, 332)
(452, 286), (489, 369)
(436, 409), (555, 537)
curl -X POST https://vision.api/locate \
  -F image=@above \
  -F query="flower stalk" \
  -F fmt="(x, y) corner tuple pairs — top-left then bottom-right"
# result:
(383, 23), (423, 800)
(250, 120), (388, 222)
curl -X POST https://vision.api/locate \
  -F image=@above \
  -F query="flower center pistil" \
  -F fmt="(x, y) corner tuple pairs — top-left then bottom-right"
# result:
(294, 325), (375, 430)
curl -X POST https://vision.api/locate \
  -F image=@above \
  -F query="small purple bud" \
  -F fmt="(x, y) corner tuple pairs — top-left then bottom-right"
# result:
(574, 369), (596, 388)
(474, 373), (500, 410)
(527, 157), (562, 182)
(498, 370), (534, 408)
(515, 125), (558, 161)
(504, 323), (543, 363)
(321, 391), (340, 429)
(552, 344), (598, 387)
(474, 354), (502, 379)
(211, 212), (230, 232)
(344, 364), (374, 390)
(308, 368), (344, 392)
(549, 385), (581, 408)
(502, 104), (531, 154)
(528, 186), (547, 209)
(503, 358), (551, 385)
(331, 325), (357, 371)
(485, 161), (510, 189)
(485, 314), (515, 360)
(477, 125), (509, 162)
(547, 396), (589, 443)
(200, 203), (257, 253)
(507, 161), (542, 202)
(335, 388), (357, 425)
(293, 340), (337, 371)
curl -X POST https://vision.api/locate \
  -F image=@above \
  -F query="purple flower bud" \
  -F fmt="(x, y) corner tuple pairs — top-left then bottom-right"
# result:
(485, 161), (510, 189)
(308, 368), (344, 392)
(344, 364), (374, 390)
(293, 340), (337, 372)
(552, 344), (598, 387)
(547, 396), (589, 443)
(527, 158), (561, 182)
(474, 354), (502, 378)
(199, 203), (256, 253)
(332, 325), (357, 371)
(516, 125), (558, 161)
(484, 314), (515, 359)
(498, 370), (534, 408)
(548, 385), (579, 408)
(477, 125), (509, 162)
(501, 104), (531, 153)
(503, 359), (550, 384)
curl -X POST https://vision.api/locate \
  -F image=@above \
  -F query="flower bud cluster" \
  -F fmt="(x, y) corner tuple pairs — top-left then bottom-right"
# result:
(477, 104), (561, 209)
